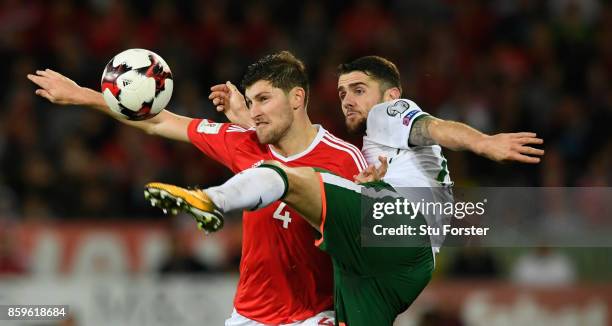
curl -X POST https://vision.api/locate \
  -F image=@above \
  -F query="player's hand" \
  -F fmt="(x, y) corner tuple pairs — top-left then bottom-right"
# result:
(354, 156), (388, 183)
(476, 132), (544, 164)
(209, 81), (254, 128)
(27, 69), (85, 105)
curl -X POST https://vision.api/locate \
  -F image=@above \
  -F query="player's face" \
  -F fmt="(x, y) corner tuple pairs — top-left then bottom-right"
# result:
(337, 71), (384, 134)
(245, 80), (294, 144)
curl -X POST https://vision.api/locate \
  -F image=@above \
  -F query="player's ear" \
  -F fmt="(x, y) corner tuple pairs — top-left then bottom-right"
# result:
(384, 87), (401, 101)
(289, 87), (306, 110)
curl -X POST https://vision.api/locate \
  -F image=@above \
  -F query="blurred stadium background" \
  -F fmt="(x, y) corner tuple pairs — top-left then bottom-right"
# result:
(0, 0), (611, 325)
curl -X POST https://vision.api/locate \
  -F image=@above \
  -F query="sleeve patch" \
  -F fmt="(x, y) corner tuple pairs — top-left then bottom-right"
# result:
(386, 100), (411, 117)
(402, 110), (421, 126)
(197, 120), (222, 134)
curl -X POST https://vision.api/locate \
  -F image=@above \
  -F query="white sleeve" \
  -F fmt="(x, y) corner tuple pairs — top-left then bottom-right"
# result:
(365, 99), (430, 149)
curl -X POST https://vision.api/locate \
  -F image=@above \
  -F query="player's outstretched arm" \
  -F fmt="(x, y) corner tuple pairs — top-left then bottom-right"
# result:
(27, 69), (192, 142)
(209, 81), (254, 128)
(410, 116), (544, 164)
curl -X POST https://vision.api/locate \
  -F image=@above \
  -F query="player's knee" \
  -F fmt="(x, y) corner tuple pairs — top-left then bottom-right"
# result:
(260, 160), (314, 186)
(261, 160), (287, 171)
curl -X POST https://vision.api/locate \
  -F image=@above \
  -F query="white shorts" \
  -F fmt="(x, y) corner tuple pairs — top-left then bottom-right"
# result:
(225, 308), (335, 326)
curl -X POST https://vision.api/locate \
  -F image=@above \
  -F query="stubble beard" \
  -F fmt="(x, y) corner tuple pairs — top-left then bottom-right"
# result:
(346, 115), (367, 135)
(256, 119), (292, 145)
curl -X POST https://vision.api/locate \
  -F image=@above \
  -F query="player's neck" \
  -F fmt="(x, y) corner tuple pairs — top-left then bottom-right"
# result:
(270, 120), (318, 157)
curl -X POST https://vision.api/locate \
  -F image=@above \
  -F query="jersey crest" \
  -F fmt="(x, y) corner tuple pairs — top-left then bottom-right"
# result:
(386, 100), (411, 117)
(196, 119), (222, 134)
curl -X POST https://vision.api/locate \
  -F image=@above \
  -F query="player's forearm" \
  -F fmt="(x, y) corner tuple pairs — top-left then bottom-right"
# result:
(78, 87), (162, 133)
(232, 111), (255, 129)
(428, 119), (489, 153)
(78, 87), (111, 113)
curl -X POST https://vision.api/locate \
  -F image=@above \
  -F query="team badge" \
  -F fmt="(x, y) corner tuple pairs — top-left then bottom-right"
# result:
(386, 100), (411, 117)
(197, 119), (222, 134)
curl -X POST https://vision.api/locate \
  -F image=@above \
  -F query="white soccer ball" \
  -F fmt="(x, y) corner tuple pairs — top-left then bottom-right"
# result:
(101, 48), (173, 120)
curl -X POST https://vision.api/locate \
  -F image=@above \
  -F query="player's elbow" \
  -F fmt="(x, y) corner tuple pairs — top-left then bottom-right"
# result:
(427, 118), (444, 138)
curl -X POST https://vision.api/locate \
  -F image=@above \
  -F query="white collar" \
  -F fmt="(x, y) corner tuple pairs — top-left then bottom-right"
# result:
(268, 125), (326, 162)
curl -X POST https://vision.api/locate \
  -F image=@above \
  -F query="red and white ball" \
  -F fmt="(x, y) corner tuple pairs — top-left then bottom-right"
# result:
(101, 49), (173, 120)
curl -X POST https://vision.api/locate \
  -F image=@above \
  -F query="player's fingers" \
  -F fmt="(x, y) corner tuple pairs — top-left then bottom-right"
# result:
(226, 81), (240, 93)
(216, 105), (225, 112)
(212, 97), (223, 105)
(210, 84), (229, 92)
(36, 69), (52, 78)
(36, 70), (58, 81)
(517, 146), (545, 156)
(27, 74), (50, 89)
(377, 156), (388, 176)
(516, 137), (544, 145)
(510, 132), (537, 138)
(35, 89), (53, 101)
(354, 175), (368, 183)
(209, 91), (229, 100)
(378, 156), (388, 168)
(378, 164), (388, 175)
(42, 68), (63, 80)
(45, 68), (63, 78)
(509, 153), (541, 164)
(377, 155), (387, 165)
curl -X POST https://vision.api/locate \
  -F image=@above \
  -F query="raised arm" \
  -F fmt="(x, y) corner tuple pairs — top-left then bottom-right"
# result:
(27, 69), (192, 142)
(209, 81), (254, 128)
(409, 116), (544, 164)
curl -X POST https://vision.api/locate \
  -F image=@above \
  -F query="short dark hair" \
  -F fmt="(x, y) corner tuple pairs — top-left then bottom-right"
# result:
(241, 51), (309, 107)
(337, 56), (401, 93)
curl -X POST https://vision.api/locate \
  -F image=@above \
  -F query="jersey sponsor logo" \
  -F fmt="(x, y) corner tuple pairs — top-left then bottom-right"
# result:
(402, 110), (420, 126)
(386, 99), (411, 117)
(196, 120), (222, 134)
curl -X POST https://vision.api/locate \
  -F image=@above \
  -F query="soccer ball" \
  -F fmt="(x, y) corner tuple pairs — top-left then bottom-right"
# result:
(101, 49), (173, 120)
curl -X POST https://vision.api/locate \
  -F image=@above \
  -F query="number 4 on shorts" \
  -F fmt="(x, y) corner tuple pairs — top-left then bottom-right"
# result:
(273, 203), (292, 228)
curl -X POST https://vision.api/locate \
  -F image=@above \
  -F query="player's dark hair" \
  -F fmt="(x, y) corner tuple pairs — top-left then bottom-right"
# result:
(241, 51), (309, 108)
(337, 56), (402, 94)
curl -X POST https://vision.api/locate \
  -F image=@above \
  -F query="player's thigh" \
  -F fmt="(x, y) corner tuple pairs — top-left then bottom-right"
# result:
(386, 260), (434, 310)
(336, 265), (433, 326)
(261, 160), (324, 228)
(335, 275), (399, 326)
(284, 166), (324, 216)
(316, 173), (365, 260)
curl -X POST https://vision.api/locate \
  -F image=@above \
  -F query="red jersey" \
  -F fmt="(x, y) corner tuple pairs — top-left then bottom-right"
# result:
(188, 119), (366, 324)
